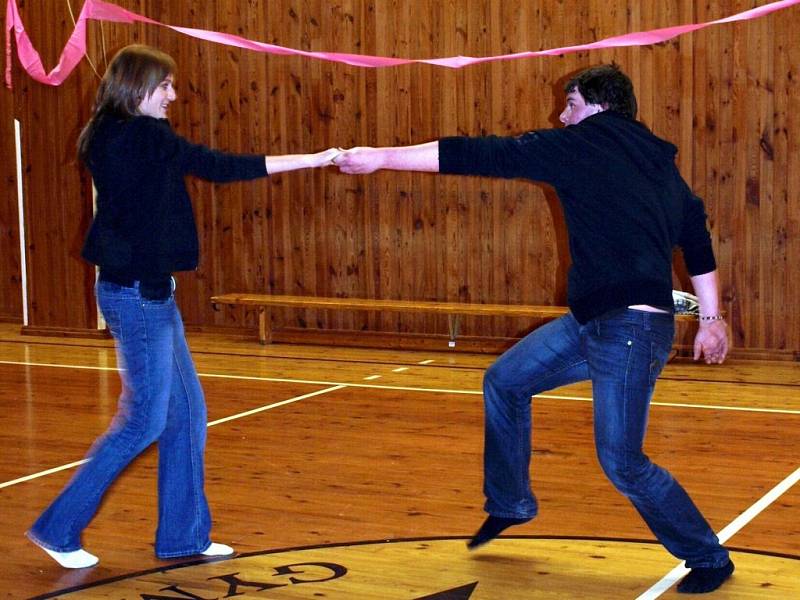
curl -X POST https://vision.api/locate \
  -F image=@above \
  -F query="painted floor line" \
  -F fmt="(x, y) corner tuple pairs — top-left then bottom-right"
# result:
(0, 459), (89, 490)
(3, 359), (799, 414)
(207, 385), (345, 427)
(637, 464), (800, 599)
(536, 393), (800, 415)
(0, 385), (346, 490)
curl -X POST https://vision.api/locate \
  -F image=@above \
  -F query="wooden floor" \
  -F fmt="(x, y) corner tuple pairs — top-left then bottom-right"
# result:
(0, 322), (798, 599)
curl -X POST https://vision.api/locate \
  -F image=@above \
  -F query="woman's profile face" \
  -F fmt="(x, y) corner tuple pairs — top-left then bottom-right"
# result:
(137, 74), (176, 119)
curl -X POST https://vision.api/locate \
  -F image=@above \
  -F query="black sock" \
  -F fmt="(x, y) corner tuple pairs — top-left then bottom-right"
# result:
(466, 516), (531, 550)
(677, 560), (735, 594)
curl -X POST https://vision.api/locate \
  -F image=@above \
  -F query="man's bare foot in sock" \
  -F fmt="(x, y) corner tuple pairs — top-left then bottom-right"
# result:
(467, 516), (532, 550)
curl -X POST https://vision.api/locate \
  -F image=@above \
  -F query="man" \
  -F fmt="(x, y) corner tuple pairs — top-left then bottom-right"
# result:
(335, 64), (733, 594)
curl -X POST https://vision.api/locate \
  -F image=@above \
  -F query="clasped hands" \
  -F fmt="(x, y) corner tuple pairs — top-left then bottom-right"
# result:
(319, 147), (383, 174)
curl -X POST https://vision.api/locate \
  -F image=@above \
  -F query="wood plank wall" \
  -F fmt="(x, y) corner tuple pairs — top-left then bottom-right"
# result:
(0, 64), (21, 323)
(1, 0), (798, 357)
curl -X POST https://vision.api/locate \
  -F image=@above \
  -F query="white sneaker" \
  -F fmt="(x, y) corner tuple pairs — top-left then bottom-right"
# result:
(201, 542), (234, 557)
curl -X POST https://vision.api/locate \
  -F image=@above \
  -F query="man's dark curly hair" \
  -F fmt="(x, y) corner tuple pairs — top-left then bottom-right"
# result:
(564, 64), (638, 120)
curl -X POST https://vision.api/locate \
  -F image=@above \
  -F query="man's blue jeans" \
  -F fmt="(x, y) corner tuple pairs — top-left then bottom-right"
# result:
(28, 280), (212, 558)
(482, 309), (729, 568)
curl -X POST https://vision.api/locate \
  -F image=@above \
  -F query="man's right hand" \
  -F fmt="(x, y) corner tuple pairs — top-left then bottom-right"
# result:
(693, 320), (729, 364)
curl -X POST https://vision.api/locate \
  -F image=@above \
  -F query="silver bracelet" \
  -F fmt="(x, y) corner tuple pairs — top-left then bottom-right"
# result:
(699, 314), (725, 322)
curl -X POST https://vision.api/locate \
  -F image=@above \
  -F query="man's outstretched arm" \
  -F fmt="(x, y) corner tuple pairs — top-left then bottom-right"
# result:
(335, 142), (440, 174)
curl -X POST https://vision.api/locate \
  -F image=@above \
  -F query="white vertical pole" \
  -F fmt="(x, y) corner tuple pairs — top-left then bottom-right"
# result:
(93, 181), (105, 330)
(14, 118), (28, 326)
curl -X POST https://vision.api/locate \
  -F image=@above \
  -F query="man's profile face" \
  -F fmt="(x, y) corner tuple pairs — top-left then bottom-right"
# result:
(559, 89), (605, 126)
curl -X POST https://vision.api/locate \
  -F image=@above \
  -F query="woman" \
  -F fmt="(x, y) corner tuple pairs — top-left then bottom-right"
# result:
(27, 44), (339, 569)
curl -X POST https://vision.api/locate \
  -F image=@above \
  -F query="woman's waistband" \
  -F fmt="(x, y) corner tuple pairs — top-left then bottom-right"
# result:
(98, 270), (174, 300)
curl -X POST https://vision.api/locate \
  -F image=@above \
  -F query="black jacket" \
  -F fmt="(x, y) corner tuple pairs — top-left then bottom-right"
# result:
(82, 116), (267, 283)
(438, 111), (716, 323)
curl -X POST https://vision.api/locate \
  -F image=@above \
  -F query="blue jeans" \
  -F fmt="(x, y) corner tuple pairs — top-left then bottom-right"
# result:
(28, 280), (212, 558)
(482, 310), (729, 568)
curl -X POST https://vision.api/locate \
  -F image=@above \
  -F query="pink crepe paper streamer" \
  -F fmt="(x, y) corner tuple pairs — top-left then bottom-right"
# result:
(6, 0), (800, 88)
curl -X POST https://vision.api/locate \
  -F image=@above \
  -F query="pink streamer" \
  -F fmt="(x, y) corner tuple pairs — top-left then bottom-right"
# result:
(6, 0), (800, 88)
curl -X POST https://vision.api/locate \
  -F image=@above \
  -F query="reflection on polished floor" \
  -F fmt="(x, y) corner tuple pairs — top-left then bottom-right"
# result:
(0, 324), (797, 598)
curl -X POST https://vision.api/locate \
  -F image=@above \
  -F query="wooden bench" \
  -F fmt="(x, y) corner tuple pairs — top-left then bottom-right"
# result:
(211, 293), (570, 346)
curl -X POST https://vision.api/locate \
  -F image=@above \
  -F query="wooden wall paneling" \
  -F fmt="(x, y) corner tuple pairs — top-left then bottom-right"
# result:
(649, 4), (679, 152)
(778, 13), (800, 352)
(426, 5), (456, 337)
(298, 0), (324, 330)
(262, 1), (293, 331)
(181, 7), (221, 328)
(406, 2), (440, 335)
(741, 14), (764, 348)
(711, 12), (737, 348)
(373, 3), (403, 333)
(769, 15), (788, 353)
(324, 3), (373, 334)
(6, 1), (800, 357)
(209, 4), (248, 329)
(360, 0), (381, 333)
(433, 5), (460, 337)
(15, 1), (97, 332)
(753, 13), (776, 348)
(0, 56), (22, 322)
(679, 0), (695, 183)
(730, 5), (752, 349)
(458, 2), (489, 337)
(264, 3), (309, 329)
(485, 1), (509, 337)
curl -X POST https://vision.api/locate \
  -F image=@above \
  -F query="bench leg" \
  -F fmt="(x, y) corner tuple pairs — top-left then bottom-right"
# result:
(447, 314), (461, 348)
(258, 307), (273, 344)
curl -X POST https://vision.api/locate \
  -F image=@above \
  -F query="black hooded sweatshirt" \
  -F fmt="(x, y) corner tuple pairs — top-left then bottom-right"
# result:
(438, 110), (716, 324)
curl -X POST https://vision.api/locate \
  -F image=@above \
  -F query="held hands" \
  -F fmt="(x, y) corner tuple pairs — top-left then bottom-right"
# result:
(314, 147), (344, 168)
(693, 320), (729, 364)
(330, 147), (385, 174)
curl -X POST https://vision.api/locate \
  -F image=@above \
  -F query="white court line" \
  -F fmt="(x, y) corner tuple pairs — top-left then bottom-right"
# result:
(0, 459), (89, 490)
(2, 359), (800, 414)
(208, 384), (345, 427)
(536, 393), (800, 415)
(392, 367), (409, 373)
(418, 359), (435, 365)
(637, 465), (800, 599)
(0, 360), (119, 372)
(3, 357), (800, 589)
(0, 385), (346, 490)
(363, 375), (381, 381)
(201, 372), (482, 396)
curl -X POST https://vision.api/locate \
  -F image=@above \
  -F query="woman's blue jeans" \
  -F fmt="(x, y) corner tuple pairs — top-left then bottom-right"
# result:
(28, 280), (212, 558)
(482, 310), (729, 568)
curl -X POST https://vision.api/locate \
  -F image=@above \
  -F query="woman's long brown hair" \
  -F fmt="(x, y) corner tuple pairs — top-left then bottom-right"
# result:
(77, 45), (176, 163)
